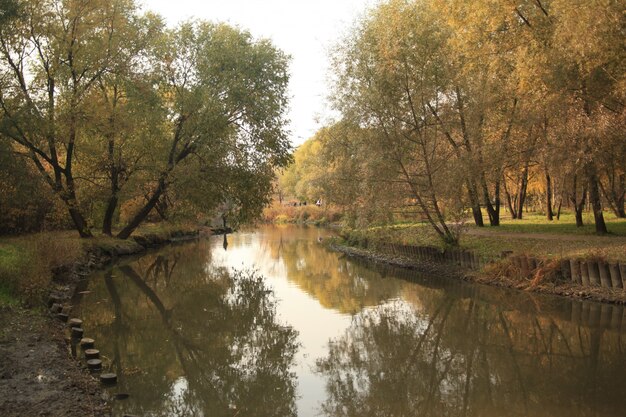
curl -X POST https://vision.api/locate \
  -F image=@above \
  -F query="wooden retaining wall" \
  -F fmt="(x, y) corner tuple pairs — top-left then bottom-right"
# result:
(368, 241), (626, 290)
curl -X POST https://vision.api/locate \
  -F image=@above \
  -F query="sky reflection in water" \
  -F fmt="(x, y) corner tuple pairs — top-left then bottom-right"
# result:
(76, 225), (626, 417)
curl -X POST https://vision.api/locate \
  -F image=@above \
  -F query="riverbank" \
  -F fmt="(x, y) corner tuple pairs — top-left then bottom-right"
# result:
(330, 240), (626, 306)
(0, 225), (219, 417)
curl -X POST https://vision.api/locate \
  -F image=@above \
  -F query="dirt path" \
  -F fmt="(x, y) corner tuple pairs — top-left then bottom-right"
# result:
(0, 307), (109, 417)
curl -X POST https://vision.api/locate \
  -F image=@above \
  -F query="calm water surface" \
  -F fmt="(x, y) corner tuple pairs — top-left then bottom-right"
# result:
(75, 225), (626, 417)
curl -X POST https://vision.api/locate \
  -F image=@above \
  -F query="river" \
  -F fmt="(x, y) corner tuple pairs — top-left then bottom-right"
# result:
(74, 225), (626, 417)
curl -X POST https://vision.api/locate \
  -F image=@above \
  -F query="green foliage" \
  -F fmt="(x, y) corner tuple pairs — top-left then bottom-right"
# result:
(281, 0), (625, 245)
(0, 1), (291, 238)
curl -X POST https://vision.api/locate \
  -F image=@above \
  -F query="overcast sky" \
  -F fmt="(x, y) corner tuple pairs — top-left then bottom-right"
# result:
(141, 0), (373, 146)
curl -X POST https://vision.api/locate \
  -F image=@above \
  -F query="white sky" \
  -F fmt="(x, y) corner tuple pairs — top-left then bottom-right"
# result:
(141, 0), (374, 147)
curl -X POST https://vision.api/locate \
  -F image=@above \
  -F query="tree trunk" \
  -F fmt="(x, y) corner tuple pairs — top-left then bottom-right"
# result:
(503, 178), (517, 219)
(570, 174), (586, 227)
(466, 179), (484, 227)
(102, 194), (118, 236)
(586, 164), (608, 234)
(67, 204), (93, 238)
(516, 164), (529, 219)
(545, 171), (554, 221)
(599, 172), (625, 218)
(481, 175), (500, 226)
(574, 194), (585, 227)
(117, 177), (166, 239)
(102, 151), (119, 235)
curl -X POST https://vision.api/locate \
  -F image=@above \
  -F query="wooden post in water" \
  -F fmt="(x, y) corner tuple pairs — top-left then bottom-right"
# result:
(608, 263), (622, 289)
(580, 261), (590, 286)
(80, 338), (95, 350)
(598, 261), (612, 288)
(570, 259), (582, 284)
(85, 349), (100, 360)
(588, 261), (601, 287)
(620, 263), (626, 289)
(560, 260), (571, 281)
(71, 327), (84, 338)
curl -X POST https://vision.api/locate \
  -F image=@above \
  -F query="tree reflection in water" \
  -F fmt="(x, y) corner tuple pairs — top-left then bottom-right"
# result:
(316, 294), (626, 417)
(81, 241), (299, 417)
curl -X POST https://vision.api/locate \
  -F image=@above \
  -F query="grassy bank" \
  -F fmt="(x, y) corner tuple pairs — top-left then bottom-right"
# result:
(339, 211), (626, 262)
(0, 223), (199, 307)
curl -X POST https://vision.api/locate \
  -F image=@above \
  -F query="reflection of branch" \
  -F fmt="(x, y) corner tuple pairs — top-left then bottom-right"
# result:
(479, 318), (494, 408)
(404, 297), (454, 370)
(422, 300), (456, 415)
(499, 312), (529, 414)
(120, 265), (171, 320)
(119, 265), (205, 376)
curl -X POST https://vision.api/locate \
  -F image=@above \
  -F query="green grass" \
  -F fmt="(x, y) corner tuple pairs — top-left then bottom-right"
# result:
(342, 211), (626, 262)
(0, 223), (198, 305)
(0, 244), (30, 306)
(482, 212), (626, 236)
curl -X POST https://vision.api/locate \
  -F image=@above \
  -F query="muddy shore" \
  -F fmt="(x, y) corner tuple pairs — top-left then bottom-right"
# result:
(0, 227), (223, 417)
(330, 243), (626, 305)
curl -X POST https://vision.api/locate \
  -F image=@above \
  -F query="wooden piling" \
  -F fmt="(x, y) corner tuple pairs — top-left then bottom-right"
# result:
(85, 349), (100, 360)
(68, 318), (83, 329)
(570, 259), (581, 284)
(80, 338), (95, 350)
(588, 261), (601, 287)
(100, 373), (117, 385)
(580, 261), (590, 286)
(598, 261), (612, 288)
(520, 256), (530, 279)
(560, 259), (571, 281)
(71, 327), (84, 339)
(620, 263), (626, 289)
(87, 359), (102, 371)
(608, 263), (622, 289)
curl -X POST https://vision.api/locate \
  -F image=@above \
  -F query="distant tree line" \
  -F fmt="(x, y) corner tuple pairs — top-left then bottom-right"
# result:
(279, 0), (625, 244)
(0, 0), (291, 237)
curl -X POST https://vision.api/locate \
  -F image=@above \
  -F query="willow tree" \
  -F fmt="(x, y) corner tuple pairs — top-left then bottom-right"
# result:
(331, 0), (464, 244)
(0, 0), (139, 237)
(0, 0), (291, 238)
(115, 22), (291, 239)
(443, 0), (625, 233)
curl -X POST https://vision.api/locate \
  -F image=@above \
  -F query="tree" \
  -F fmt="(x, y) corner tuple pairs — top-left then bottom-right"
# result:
(0, 1), (291, 238)
(0, 0), (142, 237)
(331, 0), (466, 244)
(115, 22), (291, 239)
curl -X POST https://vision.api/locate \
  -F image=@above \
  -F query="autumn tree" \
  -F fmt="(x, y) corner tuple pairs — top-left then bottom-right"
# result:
(0, 0), (143, 237)
(0, 1), (292, 238)
(115, 22), (291, 239)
